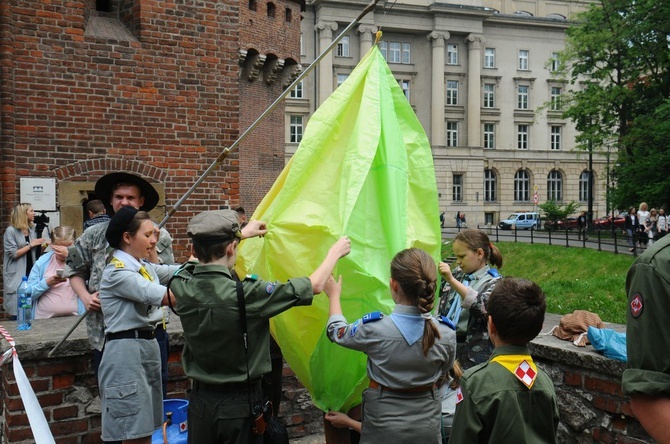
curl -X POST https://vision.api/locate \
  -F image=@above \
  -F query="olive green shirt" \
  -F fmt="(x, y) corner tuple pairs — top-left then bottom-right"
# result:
(171, 262), (313, 384)
(450, 345), (559, 444)
(623, 235), (670, 397)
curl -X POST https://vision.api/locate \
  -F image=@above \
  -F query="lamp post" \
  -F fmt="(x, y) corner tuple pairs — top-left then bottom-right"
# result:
(587, 118), (594, 229)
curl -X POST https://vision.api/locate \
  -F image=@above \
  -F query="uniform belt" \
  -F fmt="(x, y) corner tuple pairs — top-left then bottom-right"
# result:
(106, 329), (155, 341)
(369, 379), (435, 393)
(193, 380), (260, 392)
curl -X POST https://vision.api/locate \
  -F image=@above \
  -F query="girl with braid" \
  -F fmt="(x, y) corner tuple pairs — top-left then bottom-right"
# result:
(325, 248), (457, 444)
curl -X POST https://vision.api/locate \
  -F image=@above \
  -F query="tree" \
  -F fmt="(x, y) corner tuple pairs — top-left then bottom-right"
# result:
(559, 0), (670, 209)
(538, 200), (580, 230)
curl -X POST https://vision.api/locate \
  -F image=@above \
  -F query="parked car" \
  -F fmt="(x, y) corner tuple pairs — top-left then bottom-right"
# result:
(593, 212), (627, 230)
(545, 217), (579, 231)
(499, 212), (541, 230)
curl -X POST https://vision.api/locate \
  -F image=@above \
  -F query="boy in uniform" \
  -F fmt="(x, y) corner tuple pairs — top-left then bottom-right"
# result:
(170, 209), (350, 444)
(450, 278), (559, 443)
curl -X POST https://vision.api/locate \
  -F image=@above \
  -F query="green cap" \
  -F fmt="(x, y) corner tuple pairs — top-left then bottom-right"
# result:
(187, 210), (242, 245)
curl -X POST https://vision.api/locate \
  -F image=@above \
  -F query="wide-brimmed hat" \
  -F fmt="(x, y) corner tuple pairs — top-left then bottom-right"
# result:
(94, 172), (159, 213)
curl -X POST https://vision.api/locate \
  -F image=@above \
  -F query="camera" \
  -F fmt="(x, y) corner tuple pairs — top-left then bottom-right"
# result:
(251, 400), (270, 435)
(34, 211), (50, 237)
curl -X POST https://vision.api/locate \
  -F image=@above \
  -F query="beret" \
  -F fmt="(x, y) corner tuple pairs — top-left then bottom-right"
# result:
(187, 210), (242, 245)
(106, 206), (139, 249)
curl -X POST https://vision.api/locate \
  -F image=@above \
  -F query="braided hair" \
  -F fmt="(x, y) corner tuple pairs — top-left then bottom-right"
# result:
(391, 248), (441, 355)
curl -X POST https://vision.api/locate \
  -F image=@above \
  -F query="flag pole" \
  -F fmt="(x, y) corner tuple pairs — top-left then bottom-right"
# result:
(49, 0), (382, 357)
(156, 0), (382, 230)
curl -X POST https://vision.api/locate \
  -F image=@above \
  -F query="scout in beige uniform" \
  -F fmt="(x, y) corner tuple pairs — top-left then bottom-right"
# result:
(170, 210), (350, 444)
(326, 248), (457, 444)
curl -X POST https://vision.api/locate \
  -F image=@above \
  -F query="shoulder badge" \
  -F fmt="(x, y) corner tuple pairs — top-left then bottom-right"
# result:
(111, 257), (125, 268)
(362, 311), (384, 324)
(266, 282), (276, 294)
(455, 387), (464, 404)
(438, 315), (456, 330)
(487, 268), (501, 278)
(245, 274), (259, 281)
(630, 292), (643, 318)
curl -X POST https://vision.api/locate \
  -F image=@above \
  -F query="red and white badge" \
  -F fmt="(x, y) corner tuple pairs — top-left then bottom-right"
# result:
(455, 387), (463, 404)
(514, 360), (537, 389)
(630, 292), (643, 318)
(336, 326), (347, 339)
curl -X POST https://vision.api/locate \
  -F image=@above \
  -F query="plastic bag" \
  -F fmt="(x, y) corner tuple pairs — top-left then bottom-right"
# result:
(587, 326), (627, 362)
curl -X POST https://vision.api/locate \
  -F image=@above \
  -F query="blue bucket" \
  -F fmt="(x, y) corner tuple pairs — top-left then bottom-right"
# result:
(151, 399), (189, 444)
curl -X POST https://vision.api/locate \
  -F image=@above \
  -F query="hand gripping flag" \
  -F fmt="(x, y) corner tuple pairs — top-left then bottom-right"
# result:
(235, 45), (441, 412)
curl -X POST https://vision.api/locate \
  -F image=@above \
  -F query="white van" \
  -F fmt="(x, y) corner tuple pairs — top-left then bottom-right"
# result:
(498, 212), (541, 230)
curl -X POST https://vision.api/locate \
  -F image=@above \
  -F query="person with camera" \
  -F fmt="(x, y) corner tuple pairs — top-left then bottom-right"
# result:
(170, 209), (350, 444)
(3, 203), (47, 319)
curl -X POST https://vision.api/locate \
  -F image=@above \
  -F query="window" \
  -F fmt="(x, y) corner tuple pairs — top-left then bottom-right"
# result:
(336, 74), (349, 87)
(285, 7), (292, 22)
(447, 44), (458, 65)
(248, 0), (257, 11)
(289, 115), (303, 143)
(550, 87), (562, 111)
(485, 212), (495, 225)
(453, 174), (463, 202)
(483, 83), (495, 108)
(447, 80), (459, 106)
(518, 49), (529, 70)
(517, 124), (529, 149)
(447, 121), (458, 146)
(379, 41), (387, 59)
(267, 2), (276, 18)
(337, 36), (350, 57)
(517, 85), (529, 109)
(551, 52), (560, 72)
(550, 126), (562, 150)
(579, 171), (591, 202)
(484, 48), (495, 68)
(547, 170), (563, 201)
(379, 41), (411, 64)
(402, 43), (411, 64)
(398, 79), (410, 101)
(514, 170), (530, 202)
(289, 80), (303, 98)
(484, 123), (495, 149)
(96, 0), (112, 12)
(484, 169), (497, 202)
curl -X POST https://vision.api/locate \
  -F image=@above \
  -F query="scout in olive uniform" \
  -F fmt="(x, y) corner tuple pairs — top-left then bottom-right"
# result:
(438, 229), (503, 369)
(622, 234), (670, 442)
(171, 210), (351, 444)
(450, 278), (559, 444)
(97, 207), (181, 443)
(325, 248), (457, 444)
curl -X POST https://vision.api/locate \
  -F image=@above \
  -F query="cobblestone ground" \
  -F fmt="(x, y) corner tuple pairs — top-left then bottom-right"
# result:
(291, 434), (325, 443)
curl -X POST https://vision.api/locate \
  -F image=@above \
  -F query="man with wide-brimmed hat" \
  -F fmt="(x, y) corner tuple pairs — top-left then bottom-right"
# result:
(66, 172), (174, 411)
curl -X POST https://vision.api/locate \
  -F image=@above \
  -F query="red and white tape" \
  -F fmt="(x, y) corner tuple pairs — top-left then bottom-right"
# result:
(0, 324), (56, 444)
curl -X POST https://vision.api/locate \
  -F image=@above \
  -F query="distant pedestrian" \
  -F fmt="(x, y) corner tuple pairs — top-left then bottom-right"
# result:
(456, 211), (462, 229)
(83, 199), (110, 230)
(577, 211), (587, 241)
(440, 212), (445, 228)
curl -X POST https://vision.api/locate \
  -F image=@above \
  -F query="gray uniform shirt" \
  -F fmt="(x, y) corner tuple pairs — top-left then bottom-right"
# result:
(99, 250), (179, 333)
(327, 304), (456, 389)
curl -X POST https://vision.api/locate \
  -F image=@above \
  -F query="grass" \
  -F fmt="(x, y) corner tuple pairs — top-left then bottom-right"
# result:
(440, 241), (635, 325)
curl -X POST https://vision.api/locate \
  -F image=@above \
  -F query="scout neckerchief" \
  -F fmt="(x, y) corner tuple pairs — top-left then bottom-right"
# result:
(491, 354), (538, 389)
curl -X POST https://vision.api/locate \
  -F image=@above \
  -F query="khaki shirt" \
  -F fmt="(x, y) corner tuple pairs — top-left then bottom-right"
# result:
(171, 262), (313, 385)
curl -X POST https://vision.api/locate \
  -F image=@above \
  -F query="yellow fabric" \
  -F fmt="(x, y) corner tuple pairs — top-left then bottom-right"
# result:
(491, 354), (537, 389)
(139, 265), (154, 282)
(111, 257), (125, 268)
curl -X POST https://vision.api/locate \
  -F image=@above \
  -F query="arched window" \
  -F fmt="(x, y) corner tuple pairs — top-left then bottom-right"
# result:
(579, 171), (591, 202)
(514, 10), (533, 16)
(514, 170), (530, 202)
(267, 2), (276, 18)
(547, 170), (563, 201)
(547, 13), (566, 20)
(484, 169), (497, 202)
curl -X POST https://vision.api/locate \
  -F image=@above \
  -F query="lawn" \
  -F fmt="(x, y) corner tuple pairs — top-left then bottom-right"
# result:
(440, 241), (635, 325)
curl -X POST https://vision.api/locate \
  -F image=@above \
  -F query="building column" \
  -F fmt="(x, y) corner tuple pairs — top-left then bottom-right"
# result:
(466, 33), (485, 148)
(357, 24), (377, 57)
(315, 20), (338, 105)
(428, 31), (449, 146)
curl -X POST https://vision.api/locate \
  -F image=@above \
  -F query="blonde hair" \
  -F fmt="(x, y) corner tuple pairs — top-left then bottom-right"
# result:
(51, 226), (76, 244)
(10, 203), (33, 231)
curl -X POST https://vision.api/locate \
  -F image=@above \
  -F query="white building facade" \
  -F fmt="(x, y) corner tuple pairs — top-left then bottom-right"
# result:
(286, 0), (607, 228)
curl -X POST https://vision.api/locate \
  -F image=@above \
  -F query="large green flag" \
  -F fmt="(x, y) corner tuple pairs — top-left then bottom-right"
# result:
(235, 45), (440, 412)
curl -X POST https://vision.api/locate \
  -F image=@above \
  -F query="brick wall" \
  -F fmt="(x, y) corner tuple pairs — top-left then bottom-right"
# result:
(0, 0), (302, 309)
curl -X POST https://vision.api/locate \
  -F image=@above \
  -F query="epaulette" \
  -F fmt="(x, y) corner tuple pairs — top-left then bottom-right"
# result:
(245, 274), (259, 281)
(111, 257), (125, 268)
(487, 268), (501, 278)
(438, 316), (456, 330)
(362, 311), (384, 324)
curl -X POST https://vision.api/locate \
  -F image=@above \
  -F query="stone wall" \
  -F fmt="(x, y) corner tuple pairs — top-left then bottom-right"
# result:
(0, 314), (654, 443)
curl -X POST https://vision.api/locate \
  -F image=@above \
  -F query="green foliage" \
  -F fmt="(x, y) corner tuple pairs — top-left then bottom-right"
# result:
(538, 200), (580, 225)
(441, 241), (634, 324)
(559, 0), (670, 210)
